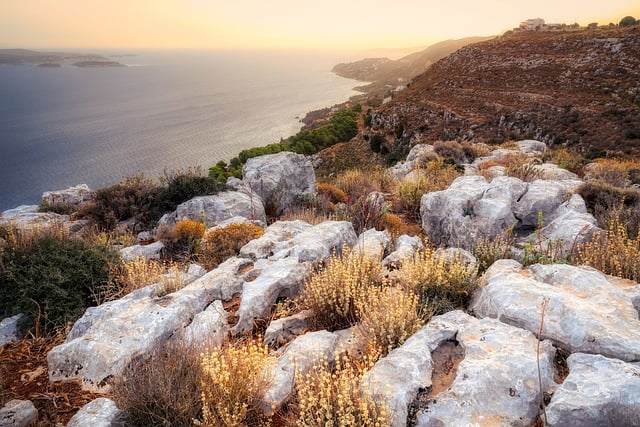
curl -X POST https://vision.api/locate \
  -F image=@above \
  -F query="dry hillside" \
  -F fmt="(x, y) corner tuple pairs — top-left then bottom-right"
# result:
(367, 26), (640, 158)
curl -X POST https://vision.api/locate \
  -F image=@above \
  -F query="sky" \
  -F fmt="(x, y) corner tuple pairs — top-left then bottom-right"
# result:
(1, 0), (639, 51)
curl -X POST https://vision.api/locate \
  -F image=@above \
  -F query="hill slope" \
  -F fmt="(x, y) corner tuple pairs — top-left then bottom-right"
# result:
(367, 27), (640, 157)
(332, 36), (494, 95)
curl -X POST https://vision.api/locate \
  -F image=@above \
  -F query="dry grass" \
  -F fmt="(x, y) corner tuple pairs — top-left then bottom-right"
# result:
(356, 286), (422, 357)
(294, 353), (389, 427)
(506, 162), (543, 182)
(574, 217), (640, 282)
(331, 168), (393, 202)
(393, 247), (478, 318)
(197, 223), (265, 270)
(395, 159), (461, 219)
(543, 148), (584, 173)
(115, 257), (178, 296)
(586, 158), (640, 187)
(112, 339), (203, 427)
(472, 231), (514, 273)
(199, 338), (273, 427)
(279, 206), (336, 225)
(298, 247), (382, 331)
(381, 213), (422, 239)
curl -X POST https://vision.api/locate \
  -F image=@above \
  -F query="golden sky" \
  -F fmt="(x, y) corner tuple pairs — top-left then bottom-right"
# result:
(1, 0), (639, 50)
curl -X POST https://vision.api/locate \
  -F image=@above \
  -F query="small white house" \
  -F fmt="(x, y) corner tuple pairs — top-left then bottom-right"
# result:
(520, 18), (546, 31)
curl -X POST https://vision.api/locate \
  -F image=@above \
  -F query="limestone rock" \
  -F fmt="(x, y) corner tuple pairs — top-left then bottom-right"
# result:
(354, 228), (391, 260)
(362, 324), (457, 425)
(188, 257), (254, 302)
(265, 310), (313, 348)
(119, 241), (165, 262)
(160, 191), (266, 228)
(47, 266), (209, 392)
(382, 234), (424, 268)
(243, 152), (316, 215)
(231, 257), (310, 335)
(204, 215), (266, 233)
(546, 353), (640, 426)
(41, 184), (94, 208)
(434, 247), (478, 271)
(472, 260), (640, 361)
(0, 314), (23, 348)
(516, 139), (547, 154)
(534, 163), (579, 181)
(512, 179), (566, 228)
(240, 220), (313, 260)
(0, 400), (37, 427)
(262, 330), (338, 415)
(180, 300), (229, 349)
(67, 398), (127, 427)
(0, 205), (68, 230)
(390, 144), (437, 180)
(414, 311), (556, 427)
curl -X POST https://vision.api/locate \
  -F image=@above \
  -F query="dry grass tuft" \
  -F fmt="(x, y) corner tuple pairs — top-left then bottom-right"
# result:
(199, 338), (273, 427)
(574, 217), (640, 282)
(295, 353), (389, 427)
(472, 231), (514, 273)
(115, 257), (178, 296)
(586, 158), (640, 188)
(298, 247), (382, 331)
(332, 168), (393, 202)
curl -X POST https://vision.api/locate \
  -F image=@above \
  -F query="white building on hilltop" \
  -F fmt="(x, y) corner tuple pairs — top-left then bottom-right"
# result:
(520, 18), (546, 31)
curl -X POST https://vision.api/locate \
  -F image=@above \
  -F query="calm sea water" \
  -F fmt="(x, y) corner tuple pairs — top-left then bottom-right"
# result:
(0, 49), (360, 211)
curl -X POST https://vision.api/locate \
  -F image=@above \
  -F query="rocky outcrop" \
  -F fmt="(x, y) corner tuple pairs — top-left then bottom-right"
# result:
(0, 205), (67, 230)
(546, 353), (640, 426)
(158, 190), (266, 228)
(66, 398), (127, 427)
(390, 144), (437, 180)
(382, 234), (425, 268)
(41, 184), (94, 209)
(0, 314), (23, 348)
(243, 152), (317, 215)
(354, 228), (391, 260)
(420, 174), (600, 253)
(180, 300), (229, 348)
(472, 260), (640, 362)
(0, 400), (38, 427)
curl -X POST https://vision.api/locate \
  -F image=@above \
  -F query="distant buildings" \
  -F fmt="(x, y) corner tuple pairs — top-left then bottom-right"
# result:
(519, 18), (545, 31)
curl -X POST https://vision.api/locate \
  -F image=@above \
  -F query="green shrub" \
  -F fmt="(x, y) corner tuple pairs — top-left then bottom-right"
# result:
(0, 227), (120, 334)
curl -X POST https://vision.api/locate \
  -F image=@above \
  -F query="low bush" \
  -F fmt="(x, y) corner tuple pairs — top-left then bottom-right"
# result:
(472, 232), (514, 273)
(433, 140), (467, 164)
(336, 193), (390, 235)
(382, 213), (422, 238)
(298, 248), (382, 331)
(295, 353), (389, 427)
(577, 181), (640, 238)
(174, 219), (206, 252)
(394, 248), (478, 318)
(197, 223), (265, 270)
(199, 338), (273, 427)
(114, 257), (177, 296)
(112, 340), (203, 427)
(585, 158), (640, 188)
(574, 217), (640, 282)
(506, 162), (543, 182)
(0, 226), (120, 334)
(317, 182), (348, 205)
(332, 168), (391, 202)
(543, 148), (584, 174)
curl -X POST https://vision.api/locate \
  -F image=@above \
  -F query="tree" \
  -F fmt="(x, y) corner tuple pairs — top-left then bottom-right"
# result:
(619, 16), (638, 27)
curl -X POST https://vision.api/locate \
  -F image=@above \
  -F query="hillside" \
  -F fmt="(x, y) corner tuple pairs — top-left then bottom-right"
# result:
(332, 36), (494, 96)
(0, 49), (123, 67)
(367, 26), (640, 158)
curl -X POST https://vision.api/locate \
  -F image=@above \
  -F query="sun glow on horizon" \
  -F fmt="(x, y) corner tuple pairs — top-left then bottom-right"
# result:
(1, 1), (639, 51)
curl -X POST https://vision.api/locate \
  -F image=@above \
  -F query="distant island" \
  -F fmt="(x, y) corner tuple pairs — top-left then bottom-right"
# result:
(0, 49), (125, 67)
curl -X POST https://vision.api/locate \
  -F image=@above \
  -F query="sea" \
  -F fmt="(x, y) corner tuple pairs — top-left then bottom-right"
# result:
(0, 49), (362, 211)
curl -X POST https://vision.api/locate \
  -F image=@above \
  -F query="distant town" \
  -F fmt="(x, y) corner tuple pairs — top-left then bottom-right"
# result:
(514, 16), (638, 32)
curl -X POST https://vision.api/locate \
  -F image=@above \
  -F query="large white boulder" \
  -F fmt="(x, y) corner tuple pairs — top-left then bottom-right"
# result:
(41, 184), (94, 209)
(243, 152), (316, 215)
(354, 228), (391, 260)
(546, 353), (640, 426)
(414, 311), (556, 427)
(472, 260), (640, 361)
(180, 300), (229, 349)
(119, 241), (165, 262)
(382, 234), (425, 268)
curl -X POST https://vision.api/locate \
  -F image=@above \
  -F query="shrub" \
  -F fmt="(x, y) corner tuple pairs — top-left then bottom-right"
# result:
(295, 353), (389, 427)
(357, 286), (422, 357)
(433, 140), (467, 164)
(543, 148), (584, 173)
(506, 162), (543, 182)
(472, 232), (514, 273)
(114, 257), (177, 296)
(577, 181), (640, 238)
(317, 182), (348, 205)
(396, 159), (461, 220)
(336, 193), (390, 235)
(369, 134), (386, 153)
(0, 226), (120, 334)
(332, 168), (390, 202)
(298, 248), (382, 331)
(112, 340), (203, 427)
(174, 219), (206, 253)
(585, 158), (640, 188)
(197, 223), (264, 270)
(394, 248), (478, 318)
(574, 217), (640, 282)
(382, 213), (422, 239)
(199, 338), (273, 427)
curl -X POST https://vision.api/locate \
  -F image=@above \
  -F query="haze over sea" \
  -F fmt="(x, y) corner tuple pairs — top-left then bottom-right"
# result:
(0, 49), (361, 211)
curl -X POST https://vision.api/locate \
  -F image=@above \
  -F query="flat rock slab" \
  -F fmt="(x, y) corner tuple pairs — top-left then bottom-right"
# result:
(414, 311), (556, 427)
(472, 260), (640, 362)
(119, 241), (165, 262)
(67, 398), (127, 427)
(546, 353), (640, 426)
